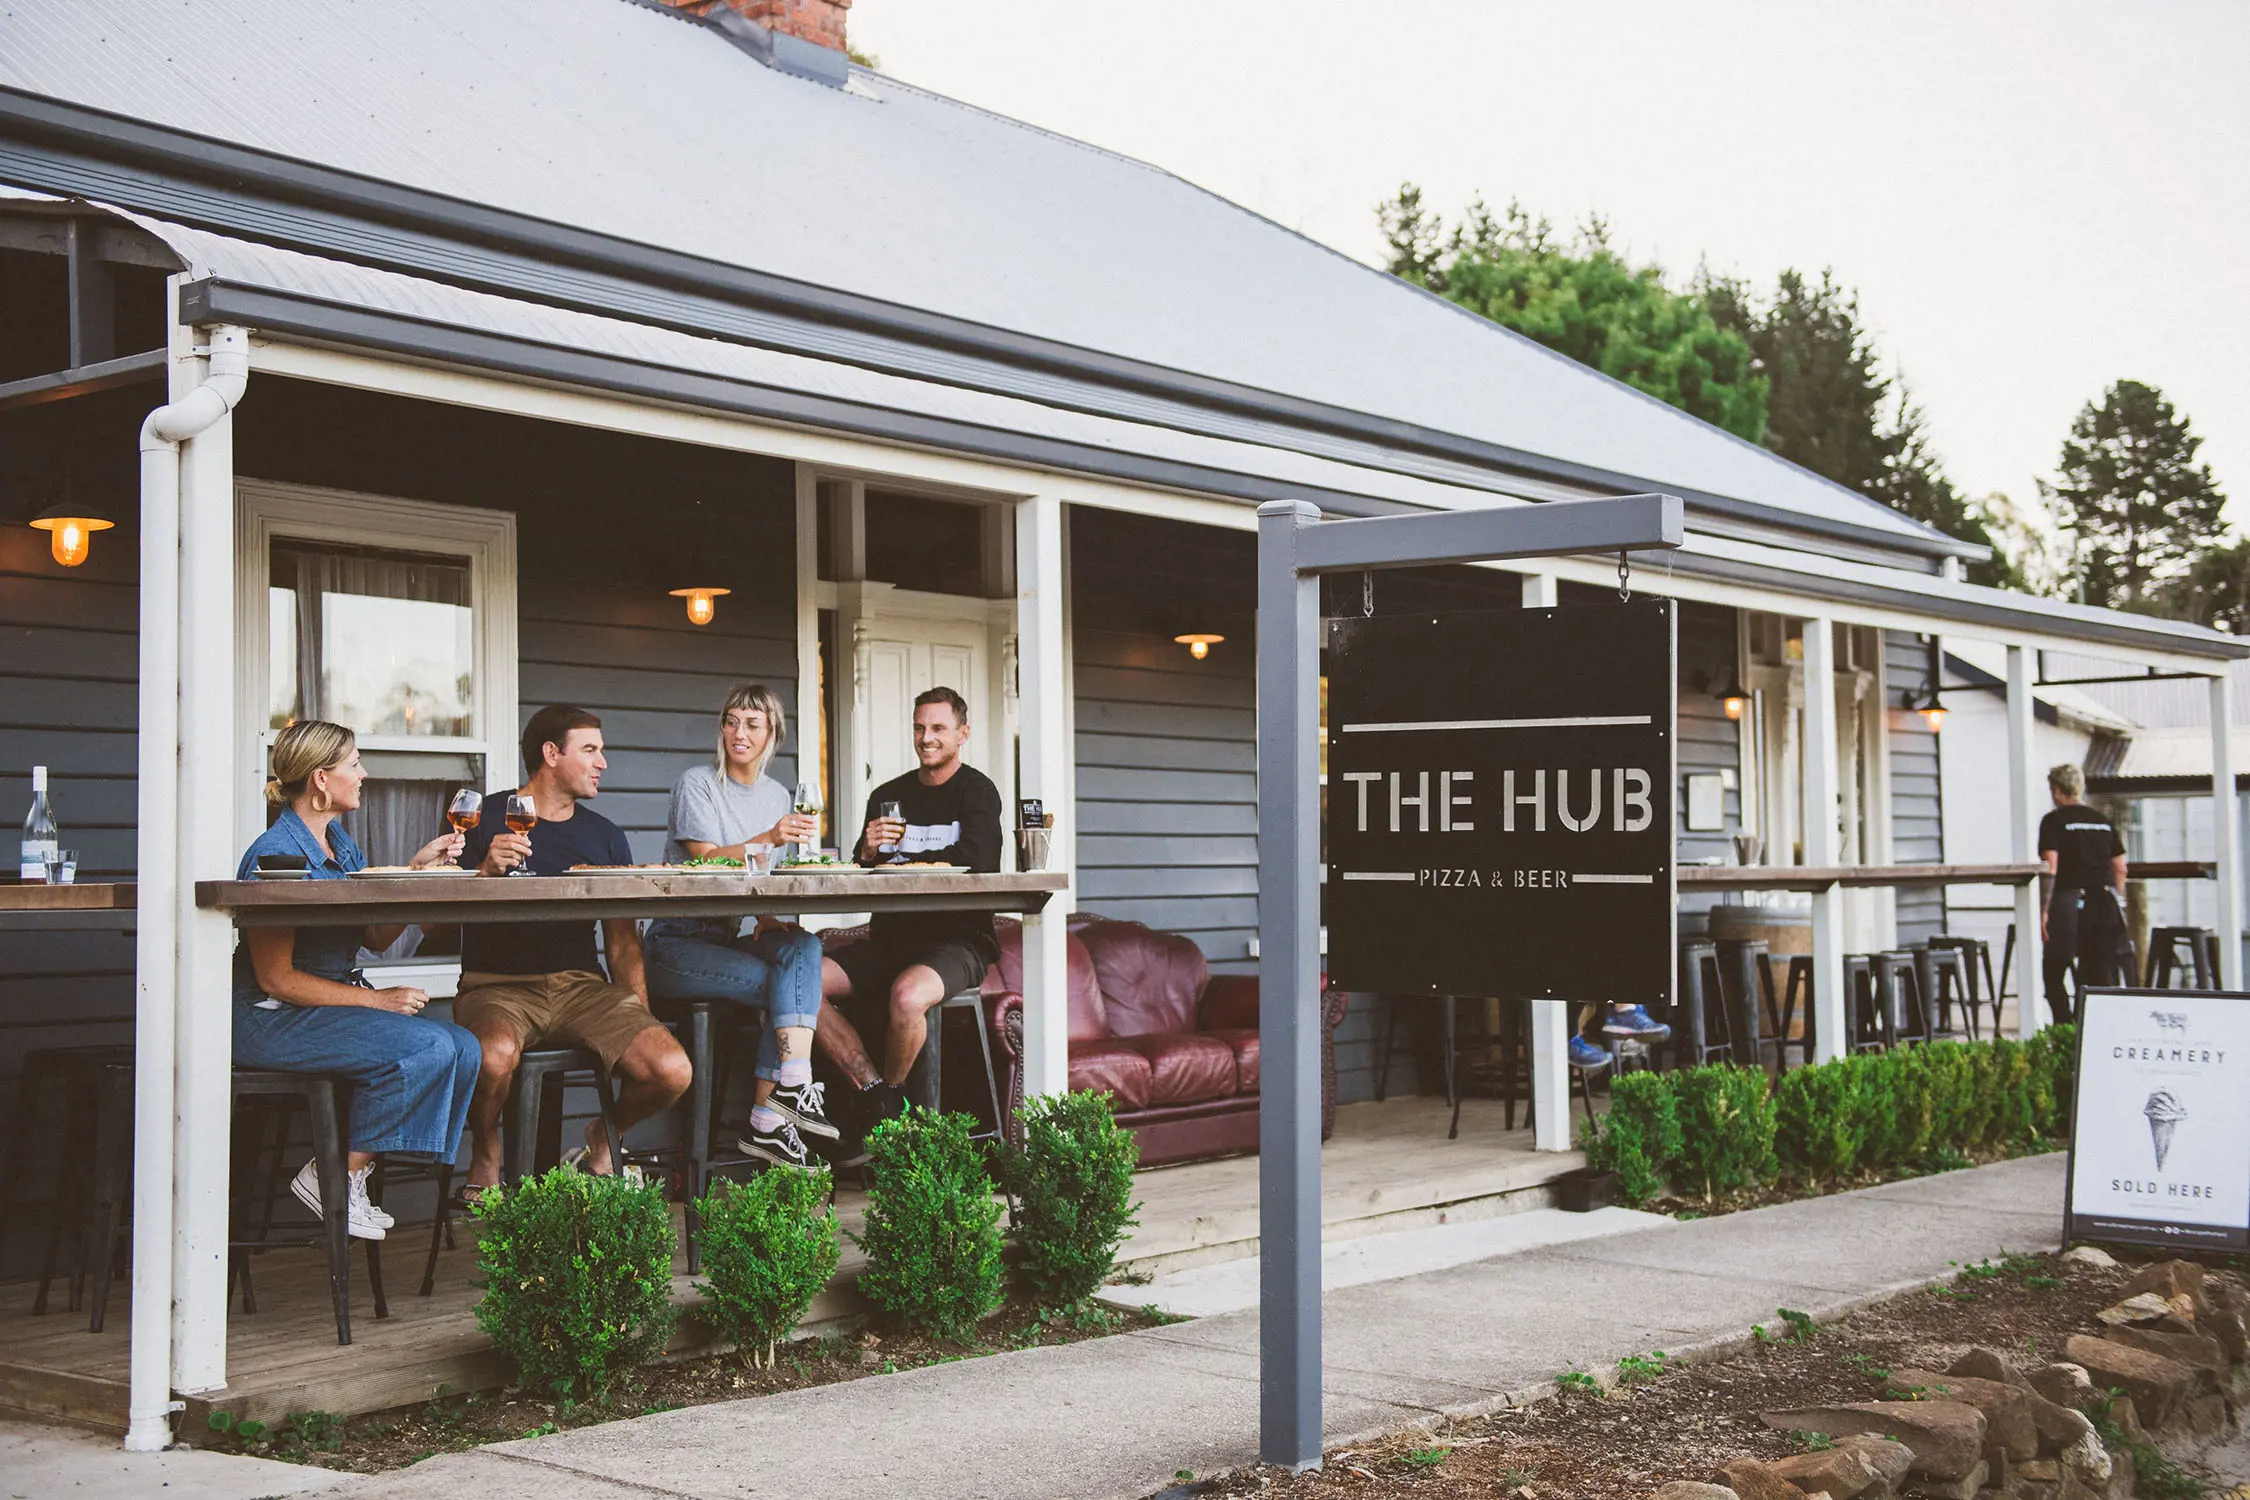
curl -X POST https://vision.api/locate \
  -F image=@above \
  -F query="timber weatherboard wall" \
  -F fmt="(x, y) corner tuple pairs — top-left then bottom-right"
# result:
(1885, 629), (1946, 943)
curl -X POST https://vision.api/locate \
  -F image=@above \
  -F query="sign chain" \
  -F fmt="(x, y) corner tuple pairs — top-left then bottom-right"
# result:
(1362, 571), (1374, 618)
(1617, 550), (1632, 601)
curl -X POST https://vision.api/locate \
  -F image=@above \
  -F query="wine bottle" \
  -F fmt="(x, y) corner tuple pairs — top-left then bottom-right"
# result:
(20, 765), (58, 883)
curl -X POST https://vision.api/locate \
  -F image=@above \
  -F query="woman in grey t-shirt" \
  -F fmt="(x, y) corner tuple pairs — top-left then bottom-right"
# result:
(645, 684), (835, 1167)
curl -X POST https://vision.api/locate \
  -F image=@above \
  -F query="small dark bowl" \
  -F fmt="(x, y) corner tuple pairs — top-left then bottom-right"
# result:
(254, 853), (308, 873)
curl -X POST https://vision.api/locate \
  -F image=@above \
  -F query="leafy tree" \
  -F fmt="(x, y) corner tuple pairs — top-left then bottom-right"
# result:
(2041, 380), (2227, 612)
(1379, 188), (1767, 442)
(2162, 536), (2250, 633)
(1739, 269), (1901, 494)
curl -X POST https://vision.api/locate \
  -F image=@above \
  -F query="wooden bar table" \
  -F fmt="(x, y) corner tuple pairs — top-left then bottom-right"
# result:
(1678, 862), (2043, 892)
(0, 880), (136, 913)
(197, 868), (1067, 926)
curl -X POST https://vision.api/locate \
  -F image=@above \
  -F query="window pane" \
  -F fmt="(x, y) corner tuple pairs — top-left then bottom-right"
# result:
(268, 585), (299, 729)
(272, 541), (474, 738)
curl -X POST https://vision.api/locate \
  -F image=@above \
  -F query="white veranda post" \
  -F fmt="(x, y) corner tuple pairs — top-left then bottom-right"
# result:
(1520, 569), (1570, 1150)
(2008, 646), (2044, 1037)
(1014, 493), (1071, 1099)
(2212, 671), (2242, 990)
(1801, 619), (1846, 1062)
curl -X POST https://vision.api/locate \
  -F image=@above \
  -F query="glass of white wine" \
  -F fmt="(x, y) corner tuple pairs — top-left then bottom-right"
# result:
(791, 780), (823, 863)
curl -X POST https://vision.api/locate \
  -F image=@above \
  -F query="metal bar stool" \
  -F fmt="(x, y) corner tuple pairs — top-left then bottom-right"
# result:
(1845, 954), (1887, 1052)
(1374, 994), (1458, 1111)
(1676, 941), (1735, 1066)
(227, 1069), (380, 1346)
(1926, 935), (1995, 1038)
(1779, 955), (1822, 1070)
(2149, 927), (2219, 991)
(1450, 998), (1604, 1141)
(6, 1043), (135, 1326)
(1874, 951), (1931, 1045)
(502, 1046), (632, 1186)
(1714, 938), (1771, 1068)
(1913, 944), (1974, 1043)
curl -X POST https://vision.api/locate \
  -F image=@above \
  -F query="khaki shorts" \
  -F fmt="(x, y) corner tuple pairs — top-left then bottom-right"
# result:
(453, 971), (664, 1071)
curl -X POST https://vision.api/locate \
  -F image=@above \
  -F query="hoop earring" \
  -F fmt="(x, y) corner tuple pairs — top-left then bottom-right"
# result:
(310, 785), (332, 813)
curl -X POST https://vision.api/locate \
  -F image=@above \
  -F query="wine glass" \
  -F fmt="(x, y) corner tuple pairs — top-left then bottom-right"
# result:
(447, 788), (483, 833)
(503, 792), (538, 875)
(791, 780), (823, 862)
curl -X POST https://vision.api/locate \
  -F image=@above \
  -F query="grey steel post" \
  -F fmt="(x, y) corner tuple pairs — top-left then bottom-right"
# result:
(1257, 499), (1323, 1469)
(1254, 491), (1684, 1471)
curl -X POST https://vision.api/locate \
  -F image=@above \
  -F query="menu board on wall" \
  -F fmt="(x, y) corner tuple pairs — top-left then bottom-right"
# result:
(2066, 987), (2250, 1251)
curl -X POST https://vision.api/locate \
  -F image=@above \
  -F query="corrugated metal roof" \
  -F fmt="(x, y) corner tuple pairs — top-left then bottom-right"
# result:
(2086, 725), (2250, 786)
(0, 0), (1948, 550)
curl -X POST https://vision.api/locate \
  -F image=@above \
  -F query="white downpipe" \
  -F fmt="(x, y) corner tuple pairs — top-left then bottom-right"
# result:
(126, 323), (248, 1452)
(1519, 570), (1570, 1150)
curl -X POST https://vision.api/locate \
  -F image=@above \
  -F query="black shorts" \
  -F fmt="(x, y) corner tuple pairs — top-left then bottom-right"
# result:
(831, 937), (993, 1013)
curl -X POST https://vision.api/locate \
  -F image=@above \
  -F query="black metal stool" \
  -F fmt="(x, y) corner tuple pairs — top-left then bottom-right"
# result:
(2148, 927), (2219, 990)
(1926, 935), (1995, 1038)
(1450, 998), (1604, 1141)
(1375, 995), (1458, 1110)
(1914, 944), (1974, 1042)
(1713, 938), (1770, 1068)
(8, 1045), (137, 1330)
(502, 1046), (631, 1185)
(1775, 954), (1819, 1071)
(1844, 954), (1888, 1052)
(656, 997), (771, 1275)
(910, 988), (1010, 1144)
(227, 1069), (379, 1346)
(1873, 951), (1930, 1045)
(1676, 941), (1735, 1065)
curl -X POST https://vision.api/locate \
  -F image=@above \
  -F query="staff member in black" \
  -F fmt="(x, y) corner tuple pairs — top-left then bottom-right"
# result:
(2038, 762), (2128, 1026)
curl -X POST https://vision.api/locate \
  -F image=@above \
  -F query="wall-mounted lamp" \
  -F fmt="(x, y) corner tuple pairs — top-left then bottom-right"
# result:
(1716, 669), (1750, 722)
(1692, 667), (1752, 721)
(1904, 684), (1946, 732)
(669, 586), (730, 626)
(1174, 632), (1225, 661)
(29, 501), (114, 568)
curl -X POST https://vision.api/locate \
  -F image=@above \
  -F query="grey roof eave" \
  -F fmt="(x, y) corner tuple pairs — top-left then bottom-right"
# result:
(0, 83), (1981, 567)
(175, 269), (2243, 665)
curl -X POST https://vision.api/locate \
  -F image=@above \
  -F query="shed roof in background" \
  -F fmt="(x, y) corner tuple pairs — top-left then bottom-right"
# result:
(0, 0), (1958, 557)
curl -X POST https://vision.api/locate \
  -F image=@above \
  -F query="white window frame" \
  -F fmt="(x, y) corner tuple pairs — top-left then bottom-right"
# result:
(232, 478), (518, 854)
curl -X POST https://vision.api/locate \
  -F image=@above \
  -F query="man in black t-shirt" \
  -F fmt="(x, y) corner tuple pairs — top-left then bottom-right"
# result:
(821, 687), (1003, 1136)
(452, 706), (692, 1195)
(2037, 761), (2128, 1026)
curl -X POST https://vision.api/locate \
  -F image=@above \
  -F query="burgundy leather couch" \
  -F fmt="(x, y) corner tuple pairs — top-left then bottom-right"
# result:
(984, 915), (1348, 1167)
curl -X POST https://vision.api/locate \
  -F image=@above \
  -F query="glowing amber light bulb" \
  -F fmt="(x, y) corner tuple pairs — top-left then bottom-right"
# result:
(1920, 703), (1947, 732)
(1174, 632), (1225, 661)
(30, 511), (113, 568)
(668, 586), (730, 626)
(1723, 694), (1747, 721)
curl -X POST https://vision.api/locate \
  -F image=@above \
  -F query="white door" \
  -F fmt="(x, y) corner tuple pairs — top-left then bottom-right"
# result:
(838, 584), (1014, 849)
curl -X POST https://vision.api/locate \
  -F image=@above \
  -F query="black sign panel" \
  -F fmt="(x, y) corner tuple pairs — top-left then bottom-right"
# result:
(1327, 599), (1676, 1004)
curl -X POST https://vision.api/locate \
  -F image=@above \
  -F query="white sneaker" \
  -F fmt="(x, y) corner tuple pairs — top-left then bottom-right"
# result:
(289, 1158), (387, 1240)
(350, 1166), (395, 1230)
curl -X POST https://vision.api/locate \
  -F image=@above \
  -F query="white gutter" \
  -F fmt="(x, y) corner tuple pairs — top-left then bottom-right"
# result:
(127, 323), (247, 1453)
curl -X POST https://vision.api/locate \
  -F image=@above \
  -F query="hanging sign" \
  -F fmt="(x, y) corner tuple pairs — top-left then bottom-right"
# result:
(1326, 598), (1676, 1004)
(2066, 987), (2250, 1251)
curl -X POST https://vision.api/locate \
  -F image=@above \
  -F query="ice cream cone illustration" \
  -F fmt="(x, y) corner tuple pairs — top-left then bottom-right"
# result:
(2144, 1090), (2186, 1171)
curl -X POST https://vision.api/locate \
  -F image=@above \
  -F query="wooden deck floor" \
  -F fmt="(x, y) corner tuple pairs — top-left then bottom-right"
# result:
(0, 1096), (1574, 1433)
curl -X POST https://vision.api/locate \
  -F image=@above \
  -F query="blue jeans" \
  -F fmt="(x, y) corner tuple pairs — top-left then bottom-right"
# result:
(233, 1000), (482, 1161)
(645, 926), (824, 1082)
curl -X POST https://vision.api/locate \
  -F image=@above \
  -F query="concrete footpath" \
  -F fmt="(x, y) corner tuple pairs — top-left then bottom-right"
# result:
(312, 1153), (2068, 1500)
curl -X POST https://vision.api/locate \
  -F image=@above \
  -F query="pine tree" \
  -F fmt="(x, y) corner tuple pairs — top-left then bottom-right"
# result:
(2041, 380), (2228, 612)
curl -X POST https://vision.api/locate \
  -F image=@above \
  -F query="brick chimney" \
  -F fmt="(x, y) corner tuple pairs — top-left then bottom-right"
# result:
(659, 0), (851, 53)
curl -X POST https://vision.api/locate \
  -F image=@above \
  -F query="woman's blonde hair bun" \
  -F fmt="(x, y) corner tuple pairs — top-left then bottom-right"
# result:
(269, 720), (356, 807)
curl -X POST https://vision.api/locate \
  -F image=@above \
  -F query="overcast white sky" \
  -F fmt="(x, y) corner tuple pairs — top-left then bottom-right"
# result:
(854, 1), (2249, 531)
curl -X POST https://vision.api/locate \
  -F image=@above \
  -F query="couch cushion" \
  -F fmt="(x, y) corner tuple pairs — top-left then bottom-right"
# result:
(992, 917), (1107, 1041)
(1066, 1037), (1152, 1110)
(1117, 1032), (1238, 1105)
(1205, 1026), (1259, 1094)
(1080, 919), (1209, 1038)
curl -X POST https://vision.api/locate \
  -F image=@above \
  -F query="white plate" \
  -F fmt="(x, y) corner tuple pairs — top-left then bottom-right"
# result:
(348, 867), (479, 878)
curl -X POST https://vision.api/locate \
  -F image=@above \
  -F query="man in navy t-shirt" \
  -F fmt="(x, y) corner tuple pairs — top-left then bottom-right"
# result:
(452, 706), (691, 1197)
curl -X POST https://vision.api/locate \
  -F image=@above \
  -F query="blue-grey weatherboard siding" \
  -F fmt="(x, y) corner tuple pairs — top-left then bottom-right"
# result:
(1886, 629), (1947, 944)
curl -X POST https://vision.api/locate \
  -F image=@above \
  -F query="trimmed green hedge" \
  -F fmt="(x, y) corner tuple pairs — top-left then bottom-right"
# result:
(1582, 1026), (2074, 1205)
